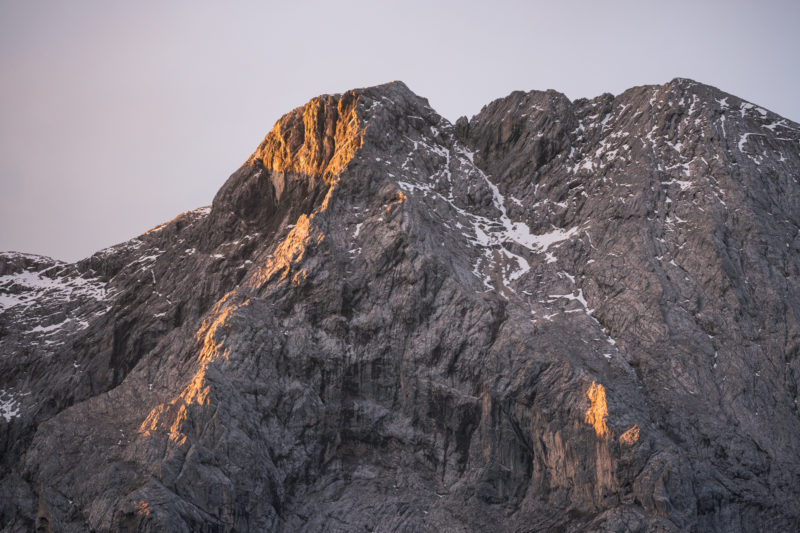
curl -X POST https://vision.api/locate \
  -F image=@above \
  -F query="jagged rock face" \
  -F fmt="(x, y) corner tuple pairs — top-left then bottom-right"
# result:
(1, 79), (799, 532)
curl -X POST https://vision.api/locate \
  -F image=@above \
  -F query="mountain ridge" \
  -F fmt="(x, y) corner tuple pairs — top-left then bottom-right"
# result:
(1, 78), (799, 532)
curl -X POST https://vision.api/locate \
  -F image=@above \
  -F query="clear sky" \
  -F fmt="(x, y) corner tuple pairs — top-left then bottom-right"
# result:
(2, 0), (798, 261)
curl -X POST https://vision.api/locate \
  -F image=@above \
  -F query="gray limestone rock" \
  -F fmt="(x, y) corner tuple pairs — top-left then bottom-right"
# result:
(1, 78), (799, 532)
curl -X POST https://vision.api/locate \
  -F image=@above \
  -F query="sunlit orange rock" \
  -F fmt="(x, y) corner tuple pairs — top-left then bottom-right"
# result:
(585, 381), (610, 439)
(619, 424), (640, 446)
(248, 215), (323, 288)
(249, 92), (363, 184)
(138, 299), (247, 442)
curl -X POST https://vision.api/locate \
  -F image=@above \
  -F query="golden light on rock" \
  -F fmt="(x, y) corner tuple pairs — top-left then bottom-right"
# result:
(248, 215), (323, 288)
(585, 381), (610, 440)
(137, 94), (367, 447)
(249, 92), (364, 183)
(384, 191), (407, 211)
(619, 424), (640, 446)
(136, 501), (151, 517)
(138, 299), (247, 443)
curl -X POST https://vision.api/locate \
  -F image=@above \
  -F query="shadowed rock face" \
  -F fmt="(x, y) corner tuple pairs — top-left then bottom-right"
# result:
(1, 78), (799, 532)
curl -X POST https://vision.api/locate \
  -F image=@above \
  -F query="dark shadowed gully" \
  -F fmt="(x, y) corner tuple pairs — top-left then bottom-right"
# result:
(1, 79), (799, 532)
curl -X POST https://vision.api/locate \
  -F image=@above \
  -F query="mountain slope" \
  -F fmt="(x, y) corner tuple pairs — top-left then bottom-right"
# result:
(1, 79), (799, 532)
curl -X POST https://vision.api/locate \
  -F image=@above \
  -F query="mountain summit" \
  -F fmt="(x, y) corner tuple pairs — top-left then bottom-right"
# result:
(2, 78), (799, 532)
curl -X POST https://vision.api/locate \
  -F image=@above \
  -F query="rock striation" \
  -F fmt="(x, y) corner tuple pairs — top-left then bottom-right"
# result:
(1, 78), (799, 532)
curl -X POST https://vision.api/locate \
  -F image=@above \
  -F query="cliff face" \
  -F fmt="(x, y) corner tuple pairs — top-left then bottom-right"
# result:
(1, 79), (799, 532)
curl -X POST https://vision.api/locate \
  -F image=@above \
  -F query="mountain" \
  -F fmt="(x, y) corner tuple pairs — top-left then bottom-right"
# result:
(1, 78), (799, 532)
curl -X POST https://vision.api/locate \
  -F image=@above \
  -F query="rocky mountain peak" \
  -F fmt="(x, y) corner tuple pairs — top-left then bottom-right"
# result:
(1, 79), (799, 532)
(205, 80), (437, 246)
(248, 90), (362, 181)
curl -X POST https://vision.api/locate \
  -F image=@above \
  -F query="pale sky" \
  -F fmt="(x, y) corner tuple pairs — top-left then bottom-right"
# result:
(2, 0), (798, 261)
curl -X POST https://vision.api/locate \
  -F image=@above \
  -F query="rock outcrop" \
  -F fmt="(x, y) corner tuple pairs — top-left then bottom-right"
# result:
(2, 78), (799, 532)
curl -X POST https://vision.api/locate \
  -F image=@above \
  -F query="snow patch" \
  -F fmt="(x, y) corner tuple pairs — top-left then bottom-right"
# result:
(0, 270), (107, 311)
(548, 288), (593, 315)
(0, 390), (22, 422)
(663, 179), (693, 191)
(738, 133), (751, 152)
(401, 146), (581, 292)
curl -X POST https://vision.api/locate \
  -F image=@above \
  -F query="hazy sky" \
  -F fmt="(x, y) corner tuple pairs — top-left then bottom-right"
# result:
(2, 0), (799, 261)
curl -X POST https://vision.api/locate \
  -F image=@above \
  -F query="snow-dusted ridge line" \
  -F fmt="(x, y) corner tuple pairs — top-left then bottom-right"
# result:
(0, 268), (108, 312)
(145, 205), (211, 236)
